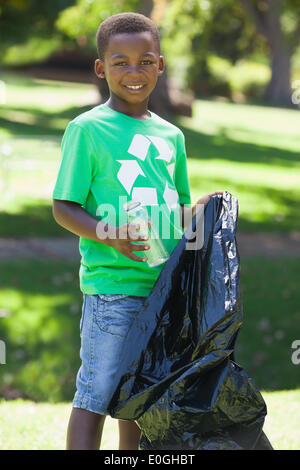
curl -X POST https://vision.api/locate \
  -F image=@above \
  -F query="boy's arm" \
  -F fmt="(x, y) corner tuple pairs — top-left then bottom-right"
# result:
(52, 199), (150, 262)
(52, 199), (104, 243)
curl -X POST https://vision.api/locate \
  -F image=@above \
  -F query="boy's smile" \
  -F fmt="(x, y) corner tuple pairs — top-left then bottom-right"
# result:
(95, 31), (164, 118)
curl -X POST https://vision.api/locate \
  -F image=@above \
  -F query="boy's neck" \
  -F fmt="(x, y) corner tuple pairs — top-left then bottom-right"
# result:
(105, 97), (151, 121)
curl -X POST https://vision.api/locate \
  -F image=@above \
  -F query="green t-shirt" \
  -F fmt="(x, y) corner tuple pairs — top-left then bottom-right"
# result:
(53, 103), (191, 296)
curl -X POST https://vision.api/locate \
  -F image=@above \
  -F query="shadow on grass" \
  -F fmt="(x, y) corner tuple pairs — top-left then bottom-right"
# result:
(0, 204), (69, 237)
(0, 256), (299, 402)
(1, 104), (299, 234)
(1, 104), (299, 168)
(0, 116), (63, 137)
(175, 121), (300, 168)
(190, 175), (300, 232)
(2, 104), (95, 121)
(0, 258), (82, 402)
(1, 182), (300, 237)
(0, 104), (96, 137)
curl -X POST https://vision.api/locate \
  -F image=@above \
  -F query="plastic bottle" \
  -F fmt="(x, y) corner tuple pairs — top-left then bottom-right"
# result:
(124, 200), (170, 267)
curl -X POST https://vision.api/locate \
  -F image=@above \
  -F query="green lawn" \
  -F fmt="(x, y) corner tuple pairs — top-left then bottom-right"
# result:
(0, 390), (299, 450)
(0, 72), (300, 235)
(0, 72), (299, 451)
(176, 100), (300, 232)
(0, 256), (299, 403)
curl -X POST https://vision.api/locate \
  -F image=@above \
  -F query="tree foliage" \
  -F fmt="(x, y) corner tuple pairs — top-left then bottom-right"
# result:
(1, 0), (299, 105)
(55, 0), (140, 51)
(0, 0), (74, 50)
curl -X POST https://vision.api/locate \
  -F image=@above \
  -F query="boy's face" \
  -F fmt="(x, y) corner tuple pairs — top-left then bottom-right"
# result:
(95, 31), (164, 106)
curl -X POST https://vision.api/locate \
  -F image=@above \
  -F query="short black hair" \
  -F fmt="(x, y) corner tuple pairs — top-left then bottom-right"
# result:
(96, 12), (160, 61)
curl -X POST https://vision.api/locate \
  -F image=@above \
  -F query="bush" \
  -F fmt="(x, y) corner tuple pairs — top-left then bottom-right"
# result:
(206, 55), (270, 101)
(228, 60), (270, 100)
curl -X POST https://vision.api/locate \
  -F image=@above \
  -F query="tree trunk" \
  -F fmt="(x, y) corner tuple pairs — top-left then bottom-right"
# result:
(240, 0), (295, 107)
(263, 2), (294, 107)
(265, 43), (293, 106)
(148, 66), (174, 119)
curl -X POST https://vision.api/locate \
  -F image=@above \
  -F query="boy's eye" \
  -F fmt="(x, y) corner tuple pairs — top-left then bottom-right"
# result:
(114, 60), (153, 66)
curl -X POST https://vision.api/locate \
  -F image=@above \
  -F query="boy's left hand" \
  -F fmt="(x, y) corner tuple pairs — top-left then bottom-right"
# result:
(190, 191), (225, 218)
(181, 191), (225, 226)
(196, 190), (224, 205)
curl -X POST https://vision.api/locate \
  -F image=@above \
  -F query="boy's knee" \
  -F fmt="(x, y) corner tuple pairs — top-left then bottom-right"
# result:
(71, 407), (106, 424)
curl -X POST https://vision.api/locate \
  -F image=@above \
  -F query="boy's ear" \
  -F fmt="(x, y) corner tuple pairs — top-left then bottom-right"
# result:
(157, 55), (165, 76)
(94, 59), (105, 79)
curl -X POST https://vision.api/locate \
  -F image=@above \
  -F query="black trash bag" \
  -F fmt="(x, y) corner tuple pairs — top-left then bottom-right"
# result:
(108, 191), (273, 450)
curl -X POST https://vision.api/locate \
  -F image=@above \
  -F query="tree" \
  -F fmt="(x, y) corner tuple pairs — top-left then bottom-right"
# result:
(161, 0), (300, 107)
(0, 0), (74, 54)
(56, 0), (192, 118)
(239, 0), (300, 106)
(160, 0), (260, 98)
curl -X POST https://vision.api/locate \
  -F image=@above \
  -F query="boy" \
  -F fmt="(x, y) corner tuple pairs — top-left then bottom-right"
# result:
(52, 12), (223, 450)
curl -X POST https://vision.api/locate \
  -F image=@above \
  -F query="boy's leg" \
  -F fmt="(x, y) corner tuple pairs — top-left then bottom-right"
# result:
(66, 408), (106, 450)
(118, 419), (141, 450)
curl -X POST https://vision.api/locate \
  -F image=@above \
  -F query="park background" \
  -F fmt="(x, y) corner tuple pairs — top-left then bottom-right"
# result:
(0, 0), (299, 450)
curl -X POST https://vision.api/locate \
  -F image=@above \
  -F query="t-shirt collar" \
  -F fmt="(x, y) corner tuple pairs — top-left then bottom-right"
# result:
(101, 103), (154, 123)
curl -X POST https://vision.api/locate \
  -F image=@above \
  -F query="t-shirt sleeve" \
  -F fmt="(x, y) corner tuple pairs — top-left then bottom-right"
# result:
(52, 122), (95, 205)
(174, 130), (192, 206)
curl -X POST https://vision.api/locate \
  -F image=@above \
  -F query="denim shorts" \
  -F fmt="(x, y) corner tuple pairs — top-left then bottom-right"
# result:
(72, 293), (148, 415)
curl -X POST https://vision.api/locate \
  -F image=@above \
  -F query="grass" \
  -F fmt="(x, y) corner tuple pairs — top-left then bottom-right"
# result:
(0, 72), (299, 450)
(0, 256), (299, 404)
(0, 399), (119, 450)
(0, 259), (82, 402)
(236, 256), (300, 391)
(0, 72), (300, 235)
(175, 100), (300, 232)
(0, 389), (299, 450)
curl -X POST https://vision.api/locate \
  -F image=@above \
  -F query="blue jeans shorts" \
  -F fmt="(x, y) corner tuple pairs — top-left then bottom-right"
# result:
(73, 293), (148, 415)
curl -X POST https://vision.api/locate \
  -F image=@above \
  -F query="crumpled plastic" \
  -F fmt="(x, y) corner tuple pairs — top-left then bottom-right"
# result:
(108, 191), (273, 450)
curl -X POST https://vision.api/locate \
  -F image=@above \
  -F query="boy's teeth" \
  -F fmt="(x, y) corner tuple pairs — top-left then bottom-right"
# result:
(126, 85), (143, 89)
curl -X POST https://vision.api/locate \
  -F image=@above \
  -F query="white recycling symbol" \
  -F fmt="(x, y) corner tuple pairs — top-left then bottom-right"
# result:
(117, 134), (179, 212)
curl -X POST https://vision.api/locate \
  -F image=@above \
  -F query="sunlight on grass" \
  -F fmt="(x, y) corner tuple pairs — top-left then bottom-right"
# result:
(0, 390), (299, 449)
(187, 158), (300, 229)
(0, 260), (83, 401)
(1, 74), (300, 233)
(1, 73), (98, 113)
(0, 399), (119, 450)
(190, 100), (300, 149)
(262, 389), (300, 450)
(0, 256), (299, 404)
(0, 289), (74, 342)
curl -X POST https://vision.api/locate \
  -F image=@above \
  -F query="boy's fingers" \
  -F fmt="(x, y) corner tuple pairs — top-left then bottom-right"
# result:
(133, 255), (148, 262)
(120, 223), (139, 232)
(127, 222), (141, 231)
(127, 225), (149, 241)
(129, 243), (150, 251)
(128, 233), (149, 241)
(128, 251), (148, 262)
(127, 223), (144, 240)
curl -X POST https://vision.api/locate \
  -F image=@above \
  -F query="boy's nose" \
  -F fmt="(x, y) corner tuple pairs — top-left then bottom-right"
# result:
(127, 65), (143, 75)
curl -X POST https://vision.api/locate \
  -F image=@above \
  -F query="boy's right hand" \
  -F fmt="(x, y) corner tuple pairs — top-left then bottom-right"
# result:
(99, 222), (151, 263)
